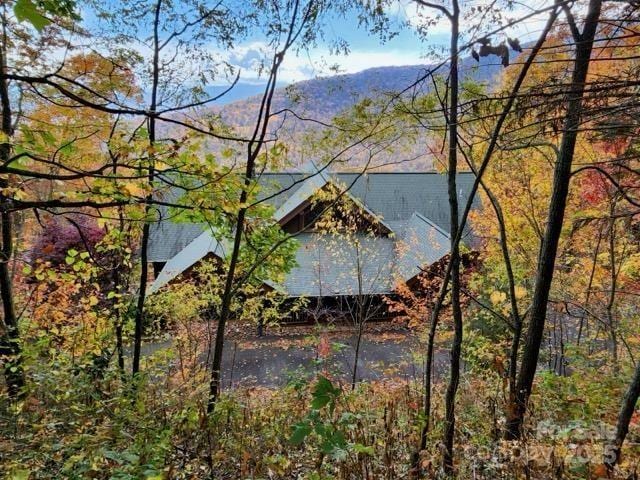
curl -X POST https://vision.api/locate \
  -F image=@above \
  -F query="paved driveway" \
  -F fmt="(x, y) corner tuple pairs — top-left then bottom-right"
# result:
(218, 333), (449, 388)
(140, 329), (451, 388)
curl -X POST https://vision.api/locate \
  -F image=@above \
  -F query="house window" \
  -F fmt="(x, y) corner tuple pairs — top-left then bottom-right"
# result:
(282, 202), (326, 233)
(281, 199), (390, 237)
(152, 262), (166, 278)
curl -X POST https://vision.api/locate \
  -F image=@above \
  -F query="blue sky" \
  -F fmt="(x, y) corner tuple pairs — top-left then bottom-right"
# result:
(218, 0), (550, 89)
(205, 4), (441, 102)
(223, 4), (445, 86)
(79, 0), (552, 103)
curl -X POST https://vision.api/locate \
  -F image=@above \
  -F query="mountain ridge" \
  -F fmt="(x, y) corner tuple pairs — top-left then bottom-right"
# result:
(215, 54), (505, 128)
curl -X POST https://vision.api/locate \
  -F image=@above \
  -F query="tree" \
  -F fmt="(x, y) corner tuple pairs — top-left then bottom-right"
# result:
(606, 360), (640, 469)
(398, 0), (465, 470)
(458, 4), (640, 442)
(0, 0), (82, 399)
(206, 0), (329, 412)
(505, 0), (604, 439)
(404, 0), (559, 471)
(310, 184), (395, 389)
(93, 0), (243, 377)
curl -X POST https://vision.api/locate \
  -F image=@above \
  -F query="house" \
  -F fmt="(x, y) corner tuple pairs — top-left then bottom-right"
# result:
(147, 171), (478, 320)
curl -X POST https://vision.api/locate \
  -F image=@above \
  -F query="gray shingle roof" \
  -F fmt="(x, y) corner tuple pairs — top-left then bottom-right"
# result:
(149, 231), (227, 294)
(148, 171), (478, 296)
(255, 171), (476, 228)
(394, 212), (450, 281)
(148, 221), (205, 265)
(273, 170), (330, 222)
(276, 233), (396, 297)
(148, 172), (477, 263)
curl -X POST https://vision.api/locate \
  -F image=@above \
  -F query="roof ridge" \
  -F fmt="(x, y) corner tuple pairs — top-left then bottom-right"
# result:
(411, 211), (451, 239)
(272, 171), (330, 222)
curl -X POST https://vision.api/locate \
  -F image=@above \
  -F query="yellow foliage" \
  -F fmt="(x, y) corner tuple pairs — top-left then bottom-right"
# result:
(120, 182), (146, 198)
(490, 291), (507, 305)
(514, 286), (527, 300)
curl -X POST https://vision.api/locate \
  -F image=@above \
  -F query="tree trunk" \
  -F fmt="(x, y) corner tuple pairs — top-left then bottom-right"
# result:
(0, 209), (23, 399)
(352, 314), (364, 390)
(132, 220), (150, 376)
(605, 359), (640, 468)
(442, 1), (461, 472)
(257, 319), (264, 337)
(207, 204), (246, 413)
(474, 173), (522, 400)
(504, 0), (602, 439)
(206, 22), (297, 413)
(418, 297), (442, 450)
(577, 226), (603, 345)
(482, 176), (524, 408)
(111, 140), (127, 377)
(132, 0), (162, 377)
(606, 211), (619, 375)
(411, 6), (559, 470)
(352, 245), (365, 391)
(0, 20), (25, 399)
(489, 190), (522, 394)
(111, 237), (126, 376)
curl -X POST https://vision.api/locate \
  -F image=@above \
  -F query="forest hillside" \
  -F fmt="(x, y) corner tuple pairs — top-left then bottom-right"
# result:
(1, 1), (639, 479)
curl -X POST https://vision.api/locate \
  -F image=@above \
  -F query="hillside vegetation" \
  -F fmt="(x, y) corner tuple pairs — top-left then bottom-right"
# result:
(1, 1), (639, 479)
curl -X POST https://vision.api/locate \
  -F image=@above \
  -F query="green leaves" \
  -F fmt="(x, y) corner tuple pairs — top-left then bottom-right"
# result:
(13, 0), (80, 31)
(288, 376), (376, 460)
(310, 375), (342, 411)
(315, 424), (347, 455)
(289, 421), (312, 445)
(8, 469), (30, 480)
(14, 0), (50, 31)
(289, 376), (342, 447)
(288, 375), (364, 459)
(352, 443), (375, 455)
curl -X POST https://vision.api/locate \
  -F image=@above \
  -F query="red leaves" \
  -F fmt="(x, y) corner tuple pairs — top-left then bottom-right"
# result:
(579, 169), (610, 206)
(317, 334), (331, 360)
(29, 215), (105, 267)
(386, 252), (480, 328)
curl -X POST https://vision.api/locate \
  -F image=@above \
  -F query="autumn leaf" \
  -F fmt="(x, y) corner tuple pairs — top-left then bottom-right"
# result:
(120, 183), (145, 197)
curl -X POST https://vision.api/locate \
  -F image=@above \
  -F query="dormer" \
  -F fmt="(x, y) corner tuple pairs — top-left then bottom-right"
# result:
(275, 176), (393, 236)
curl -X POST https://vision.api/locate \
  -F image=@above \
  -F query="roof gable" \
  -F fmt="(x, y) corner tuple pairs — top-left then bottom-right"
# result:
(147, 172), (478, 289)
(273, 171), (330, 224)
(149, 231), (226, 294)
(252, 172), (477, 234)
(148, 172), (477, 263)
(273, 171), (395, 236)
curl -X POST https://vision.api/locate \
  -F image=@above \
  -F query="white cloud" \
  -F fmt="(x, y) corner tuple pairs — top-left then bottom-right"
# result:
(181, 0), (567, 88)
(276, 47), (432, 83)
(304, 49), (429, 75)
(216, 42), (430, 86)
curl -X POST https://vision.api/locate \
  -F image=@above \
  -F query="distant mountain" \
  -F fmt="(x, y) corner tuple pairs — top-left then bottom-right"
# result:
(215, 55), (504, 129)
(205, 82), (286, 105)
(189, 54), (508, 171)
